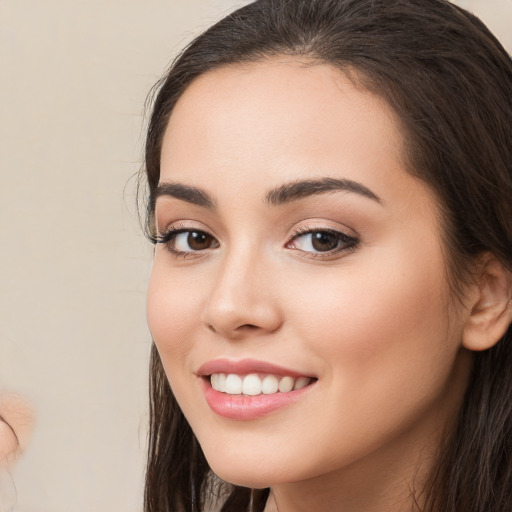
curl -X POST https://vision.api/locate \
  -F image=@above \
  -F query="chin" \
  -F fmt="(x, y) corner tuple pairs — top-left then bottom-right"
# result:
(204, 445), (311, 490)
(202, 448), (279, 488)
(211, 466), (274, 489)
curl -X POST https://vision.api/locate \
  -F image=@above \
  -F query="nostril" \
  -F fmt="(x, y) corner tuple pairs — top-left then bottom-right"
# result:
(206, 323), (259, 335)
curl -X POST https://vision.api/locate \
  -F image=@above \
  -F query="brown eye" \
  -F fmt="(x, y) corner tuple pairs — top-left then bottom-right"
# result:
(310, 231), (341, 252)
(170, 229), (219, 253)
(186, 231), (216, 250)
(288, 229), (358, 256)
(155, 228), (219, 255)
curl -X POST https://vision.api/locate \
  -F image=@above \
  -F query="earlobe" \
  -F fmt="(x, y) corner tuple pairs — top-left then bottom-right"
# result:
(462, 254), (512, 352)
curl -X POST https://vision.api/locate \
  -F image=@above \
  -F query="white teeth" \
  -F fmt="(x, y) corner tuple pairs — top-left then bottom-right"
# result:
(294, 376), (310, 390)
(211, 373), (226, 392)
(217, 373), (227, 392)
(278, 376), (294, 393)
(211, 373), (220, 391)
(210, 373), (312, 395)
(242, 374), (261, 396)
(225, 374), (243, 394)
(261, 375), (279, 394)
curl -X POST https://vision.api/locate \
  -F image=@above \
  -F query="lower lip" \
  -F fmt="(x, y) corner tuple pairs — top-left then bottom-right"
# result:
(201, 378), (315, 420)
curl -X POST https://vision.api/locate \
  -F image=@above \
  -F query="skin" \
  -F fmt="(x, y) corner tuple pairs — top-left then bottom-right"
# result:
(0, 392), (34, 468)
(147, 59), (476, 512)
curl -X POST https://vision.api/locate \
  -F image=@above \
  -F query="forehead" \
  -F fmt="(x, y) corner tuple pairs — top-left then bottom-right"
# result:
(164, 59), (403, 144)
(159, 57), (436, 222)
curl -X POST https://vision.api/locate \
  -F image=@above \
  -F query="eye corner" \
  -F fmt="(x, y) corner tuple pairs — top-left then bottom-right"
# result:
(148, 233), (159, 245)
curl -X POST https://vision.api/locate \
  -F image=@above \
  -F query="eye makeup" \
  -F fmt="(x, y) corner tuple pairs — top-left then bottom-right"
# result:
(286, 226), (359, 259)
(151, 219), (359, 263)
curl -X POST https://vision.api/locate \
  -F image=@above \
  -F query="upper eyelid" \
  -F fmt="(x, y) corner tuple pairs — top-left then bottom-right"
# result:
(291, 225), (351, 236)
(154, 228), (219, 258)
(288, 228), (358, 246)
(153, 219), (358, 244)
(155, 219), (211, 236)
(289, 220), (358, 239)
(287, 230), (359, 260)
(155, 227), (216, 243)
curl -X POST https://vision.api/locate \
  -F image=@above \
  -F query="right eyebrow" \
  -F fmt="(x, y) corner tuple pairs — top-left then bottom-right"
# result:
(265, 177), (382, 206)
(151, 182), (216, 210)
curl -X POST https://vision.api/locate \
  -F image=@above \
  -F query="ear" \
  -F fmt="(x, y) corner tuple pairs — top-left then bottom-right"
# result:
(463, 253), (512, 352)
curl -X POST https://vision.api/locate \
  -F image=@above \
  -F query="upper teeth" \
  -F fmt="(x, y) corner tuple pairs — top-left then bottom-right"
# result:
(210, 373), (312, 395)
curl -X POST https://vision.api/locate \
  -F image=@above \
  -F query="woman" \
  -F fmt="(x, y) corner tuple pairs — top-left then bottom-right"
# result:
(141, 0), (512, 510)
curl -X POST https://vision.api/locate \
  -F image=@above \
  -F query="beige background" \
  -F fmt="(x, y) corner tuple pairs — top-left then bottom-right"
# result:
(0, 1), (510, 511)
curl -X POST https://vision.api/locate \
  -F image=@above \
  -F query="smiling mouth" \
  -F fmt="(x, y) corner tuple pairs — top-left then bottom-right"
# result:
(209, 373), (316, 396)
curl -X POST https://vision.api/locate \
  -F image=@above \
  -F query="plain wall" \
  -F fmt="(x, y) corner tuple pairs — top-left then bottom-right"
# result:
(0, 1), (510, 511)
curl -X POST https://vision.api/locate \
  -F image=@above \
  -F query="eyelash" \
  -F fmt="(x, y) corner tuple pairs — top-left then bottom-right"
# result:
(152, 227), (219, 259)
(287, 226), (359, 259)
(152, 225), (359, 260)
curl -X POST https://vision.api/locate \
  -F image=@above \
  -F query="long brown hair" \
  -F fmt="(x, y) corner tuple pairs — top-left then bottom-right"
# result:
(142, 1), (512, 510)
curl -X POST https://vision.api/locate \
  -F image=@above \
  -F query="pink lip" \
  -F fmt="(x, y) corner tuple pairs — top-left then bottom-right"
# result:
(197, 358), (313, 378)
(197, 358), (316, 421)
(200, 379), (315, 420)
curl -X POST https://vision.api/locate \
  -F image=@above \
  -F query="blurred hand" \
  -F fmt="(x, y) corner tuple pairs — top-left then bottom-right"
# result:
(0, 392), (34, 468)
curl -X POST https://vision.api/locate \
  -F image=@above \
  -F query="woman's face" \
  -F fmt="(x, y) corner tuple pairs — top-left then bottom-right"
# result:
(147, 59), (472, 491)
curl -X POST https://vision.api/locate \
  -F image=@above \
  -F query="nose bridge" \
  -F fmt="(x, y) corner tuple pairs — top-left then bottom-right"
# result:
(201, 240), (281, 337)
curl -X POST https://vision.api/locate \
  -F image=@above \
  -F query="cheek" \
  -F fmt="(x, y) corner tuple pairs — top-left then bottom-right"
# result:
(147, 266), (206, 423)
(287, 244), (456, 395)
(265, 251), (463, 473)
(146, 264), (201, 372)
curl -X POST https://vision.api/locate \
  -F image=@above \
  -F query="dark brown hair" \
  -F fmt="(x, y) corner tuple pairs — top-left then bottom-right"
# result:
(142, 1), (512, 511)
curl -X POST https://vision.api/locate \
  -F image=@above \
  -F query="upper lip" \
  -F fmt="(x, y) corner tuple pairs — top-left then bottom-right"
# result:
(197, 358), (314, 378)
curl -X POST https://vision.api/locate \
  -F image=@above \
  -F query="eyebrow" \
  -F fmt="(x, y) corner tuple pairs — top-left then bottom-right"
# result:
(265, 177), (382, 205)
(151, 182), (215, 210)
(152, 176), (382, 211)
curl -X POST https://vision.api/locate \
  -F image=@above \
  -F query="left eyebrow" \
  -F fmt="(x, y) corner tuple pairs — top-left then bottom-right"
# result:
(151, 182), (216, 211)
(265, 177), (383, 206)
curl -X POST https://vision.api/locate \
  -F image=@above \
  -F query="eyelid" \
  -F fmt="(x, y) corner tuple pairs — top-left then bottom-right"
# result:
(151, 218), (359, 261)
(288, 219), (358, 240)
(151, 220), (211, 243)
(153, 221), (220, 260)
(286, 221), (359, 259)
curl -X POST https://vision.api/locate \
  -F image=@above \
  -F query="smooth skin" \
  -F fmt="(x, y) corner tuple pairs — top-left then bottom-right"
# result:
(0, 392), (34, 467)
(147, 59), (512, 512)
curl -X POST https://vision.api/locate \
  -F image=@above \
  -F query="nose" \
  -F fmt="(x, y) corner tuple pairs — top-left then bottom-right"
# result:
(200, 249), (283, 339)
